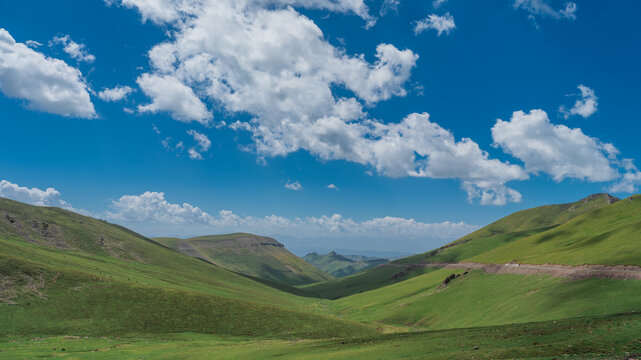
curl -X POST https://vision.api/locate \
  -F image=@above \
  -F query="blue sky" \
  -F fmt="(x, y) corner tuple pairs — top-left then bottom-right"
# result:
(1, 0), (640, 256)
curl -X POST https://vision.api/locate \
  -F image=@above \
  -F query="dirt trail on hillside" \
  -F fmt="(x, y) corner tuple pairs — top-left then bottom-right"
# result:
(381, 262), (641, 280)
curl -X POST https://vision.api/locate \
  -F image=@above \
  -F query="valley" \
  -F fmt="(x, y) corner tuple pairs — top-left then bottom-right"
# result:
(1, 193), (641, 358)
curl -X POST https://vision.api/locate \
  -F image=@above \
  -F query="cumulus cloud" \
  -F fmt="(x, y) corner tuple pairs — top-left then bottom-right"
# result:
(104, 190), (479, 251)
(113, 0), (529, 205)
(137, 73), (212, 124)
(492, 109), (618, 182)
(0, 28), (96, 118)
(98, 85), (134, 102)
(186, 129), (211, 159)
(285, 181), (303, 191)
(0, 179), (73, 209)
(106, 0), (373, 24)
(106, 191), (215, 224)
(514, 0), (577, 21)
(327, 184), (338, 190)
(50, 35), (96, 63)
(559, 84), (598, 119)
(414, 13), (456, 36)
(609, 169), (641, 194)
(608, 158), (641, 194)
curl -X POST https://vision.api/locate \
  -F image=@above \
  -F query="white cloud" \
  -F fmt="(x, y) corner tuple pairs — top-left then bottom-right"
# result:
(0, 28), (96, 118)
(104, 190), (479, 251)
(492, 109), (617, 183)
(514, 0), (577, 21)
(560, 84), (598, 119)
(380, 0), (399, 16)
(414, 13), (456, 36)
(98, 85), (134, 102)
(433, 0), (448, 8)
(106, 191), (215, 224)
(50, 35), (96, 63)
(114, 0), (529, 205)
(285, 181), (303, 191)
(186, 129), (211, 159)
(25, 40), (42, 48)
(327, 184), (338, 190)
(107, 0), (373, 24)
(0, 180), (73, 209)
(608, 158), (641, 194)
(137, 73), (212, 124)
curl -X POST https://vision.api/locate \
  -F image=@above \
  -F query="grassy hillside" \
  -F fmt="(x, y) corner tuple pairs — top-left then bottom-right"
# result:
(471, 194), (641, 265)
(397, 193), (619, 265)
(301, 265), (438, 299)
(304, 193), (623, 299)
(156, 234), (334, 286)
(3, 313), (641, 359)
(303, 251), (389, 277)
(0, 198), (374, 338)
(331, 267), (641, 330)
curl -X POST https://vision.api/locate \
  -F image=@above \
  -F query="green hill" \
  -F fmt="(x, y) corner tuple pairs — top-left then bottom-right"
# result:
(330, 266), (641, 331)
(3, 194), (641, 359)
(303, 251), (389, 277)
(304, 193), (622, 299)
(470, 194), (641, 265)
(156, 234), (334, 286)
(0, 197), (373, 338)
(396, 193), (620, 265)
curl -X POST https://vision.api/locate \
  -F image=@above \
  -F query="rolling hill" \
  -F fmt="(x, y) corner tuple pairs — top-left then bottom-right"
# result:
(0, 197), (373, 338)
(303, 251), (389, 277)
(3, 193), (641, 359)
(470, 193), (641, 265)
(304, 193), (623, 299)
(156, 233), (334, 286)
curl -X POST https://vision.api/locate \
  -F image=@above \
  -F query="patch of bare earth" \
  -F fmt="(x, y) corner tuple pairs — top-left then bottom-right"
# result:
(0, 272), (47, 305)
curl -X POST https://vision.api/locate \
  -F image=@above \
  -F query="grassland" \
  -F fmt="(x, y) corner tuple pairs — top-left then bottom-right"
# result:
(330, 267), (641, 330)
(304, 193), (626, 299)
(3, 194), (641, 359)
(2, 313), (641, 359)
(397, 193), (619, 266)
(0, 198), (374, 339)
(301, 265), (438, 299)
(471, 194), (641, 265)
(156, 233), (334, 286)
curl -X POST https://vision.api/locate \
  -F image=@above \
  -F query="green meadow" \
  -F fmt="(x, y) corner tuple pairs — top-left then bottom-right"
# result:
(2, 194), (641, 358)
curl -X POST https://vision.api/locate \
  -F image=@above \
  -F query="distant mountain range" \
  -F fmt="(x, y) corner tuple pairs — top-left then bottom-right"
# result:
(303, 251), (389, 277)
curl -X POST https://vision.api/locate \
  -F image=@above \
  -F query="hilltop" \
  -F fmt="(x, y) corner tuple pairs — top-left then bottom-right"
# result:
(156, 233), (333, 286)
(303, 251), (389, 277)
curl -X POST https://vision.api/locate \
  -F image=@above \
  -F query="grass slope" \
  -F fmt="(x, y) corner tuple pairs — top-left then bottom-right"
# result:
(471, 194), (641, 265)
(3, 313), (641, 359)
(304, 193), (621, 299)
(303, 251), (389, 277)
(302, 265), (438, 299)
(156, 234), (334, 286)
(0, 198), (373, 339)
(397, 193), (619, 265)
(332, 267), (641, 331)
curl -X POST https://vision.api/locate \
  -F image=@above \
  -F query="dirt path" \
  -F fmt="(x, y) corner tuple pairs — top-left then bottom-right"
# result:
(381, 262), (641, 280)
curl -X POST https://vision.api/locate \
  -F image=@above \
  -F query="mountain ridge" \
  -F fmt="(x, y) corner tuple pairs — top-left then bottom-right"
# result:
(156, 233), (334, 286)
